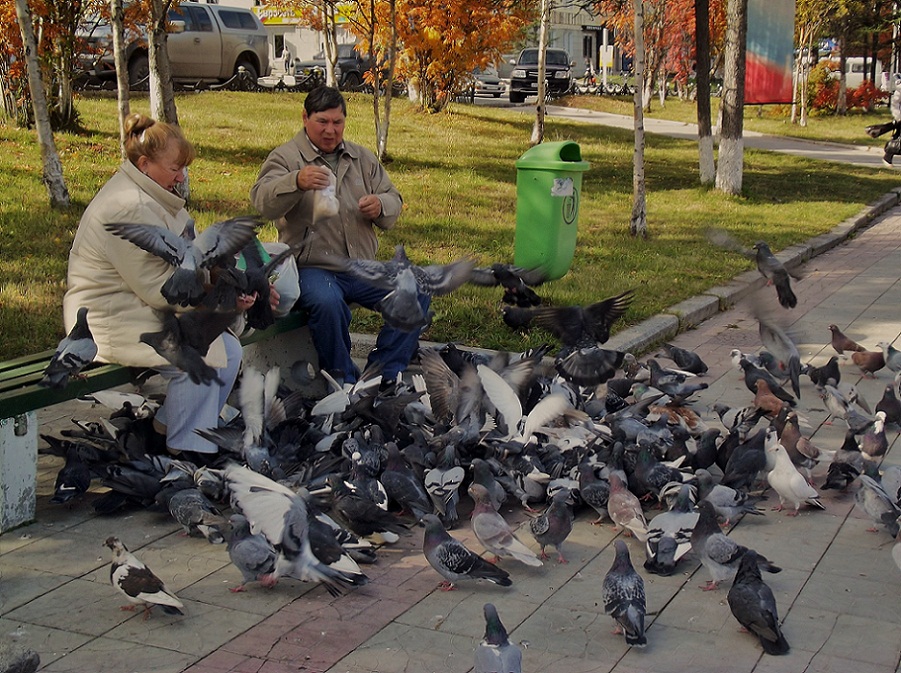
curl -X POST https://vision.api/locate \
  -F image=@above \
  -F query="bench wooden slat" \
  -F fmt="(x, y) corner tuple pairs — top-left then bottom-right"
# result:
(0, 310), (309, 419)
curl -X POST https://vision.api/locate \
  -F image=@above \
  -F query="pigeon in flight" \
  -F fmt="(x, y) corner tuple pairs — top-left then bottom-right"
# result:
(602, 540), (647, 648)
(105, 216), (259, 307)
(342, 244), (475, 332)
(104, 536), (184, 619)
(40, 307), (98, 389)
(421, 514), (512, 590)
(754, 241), (798, 309)
(468, 263), (546, 307)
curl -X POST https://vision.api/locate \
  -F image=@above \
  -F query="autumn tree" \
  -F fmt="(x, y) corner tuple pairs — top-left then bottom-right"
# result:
(392, 0), (533, 112)
(0, 0), (101, 128)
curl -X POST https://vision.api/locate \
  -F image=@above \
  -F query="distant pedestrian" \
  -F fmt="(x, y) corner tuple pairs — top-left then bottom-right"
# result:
(866, 87), (901, 166)
(283, 48), (292, 74)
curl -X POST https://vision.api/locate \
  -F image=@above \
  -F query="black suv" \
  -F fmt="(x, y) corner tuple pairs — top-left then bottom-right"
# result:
(508, 47), (573, 103)
(294, 43), (369, 90)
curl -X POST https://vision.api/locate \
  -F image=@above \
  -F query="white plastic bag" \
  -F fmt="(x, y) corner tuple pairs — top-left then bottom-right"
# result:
(313, 171), (339, 220)
(262, 242), (300, 317)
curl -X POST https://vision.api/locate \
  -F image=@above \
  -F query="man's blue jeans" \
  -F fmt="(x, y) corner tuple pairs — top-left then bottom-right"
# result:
(297, 267), (430, 384)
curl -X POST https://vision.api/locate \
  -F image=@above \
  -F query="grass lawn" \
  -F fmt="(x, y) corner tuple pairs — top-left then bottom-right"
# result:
(0, 91), (898, 360)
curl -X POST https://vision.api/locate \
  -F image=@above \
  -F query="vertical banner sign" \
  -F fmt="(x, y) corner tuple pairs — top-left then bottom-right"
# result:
(744, 0), (796, 104)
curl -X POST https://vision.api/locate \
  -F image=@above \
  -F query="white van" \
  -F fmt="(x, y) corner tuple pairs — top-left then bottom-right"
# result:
(823, 56), (886, 89)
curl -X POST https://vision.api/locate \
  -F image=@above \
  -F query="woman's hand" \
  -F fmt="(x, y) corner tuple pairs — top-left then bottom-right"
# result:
(236, 292), (258, 312)
(268, 283), (280, 311)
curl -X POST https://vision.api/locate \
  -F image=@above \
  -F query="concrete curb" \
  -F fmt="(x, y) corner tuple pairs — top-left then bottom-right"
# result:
(351, 188), (901, 361)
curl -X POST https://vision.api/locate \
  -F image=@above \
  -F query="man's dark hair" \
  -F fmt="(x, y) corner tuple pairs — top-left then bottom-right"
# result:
(304, 86), (347, 116)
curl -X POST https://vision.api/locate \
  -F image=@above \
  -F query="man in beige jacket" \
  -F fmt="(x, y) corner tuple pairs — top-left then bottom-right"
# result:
(251, 86), (428, 386)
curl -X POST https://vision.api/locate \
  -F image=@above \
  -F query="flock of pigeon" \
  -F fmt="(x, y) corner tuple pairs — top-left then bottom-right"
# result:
(39, 226), (901, 669)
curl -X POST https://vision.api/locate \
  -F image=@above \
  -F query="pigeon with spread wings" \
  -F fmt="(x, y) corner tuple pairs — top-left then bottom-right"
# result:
(105, 216), (259, 307)
(342, 244), (475, 332)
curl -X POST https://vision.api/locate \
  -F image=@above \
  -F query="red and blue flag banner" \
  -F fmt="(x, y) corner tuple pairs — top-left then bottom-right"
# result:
(744, 0), (796, 104)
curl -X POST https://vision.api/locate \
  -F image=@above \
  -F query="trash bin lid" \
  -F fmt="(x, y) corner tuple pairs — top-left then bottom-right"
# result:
(515, 140), (590, 171)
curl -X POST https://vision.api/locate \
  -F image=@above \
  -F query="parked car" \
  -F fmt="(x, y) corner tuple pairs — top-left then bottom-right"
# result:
(472, 67), (505, 98)
(294, 43), (370, 90)
(77, 3), (270, 87)
(508, 47), (573, 103)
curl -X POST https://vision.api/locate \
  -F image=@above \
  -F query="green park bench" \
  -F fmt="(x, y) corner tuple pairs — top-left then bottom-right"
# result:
(0, 310), (316, 532)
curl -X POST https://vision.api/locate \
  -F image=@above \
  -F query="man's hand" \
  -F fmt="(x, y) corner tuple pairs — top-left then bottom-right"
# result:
(297, 165), (332, 191)
(359, 195), (382, 219)
(268, 283), (281, 312)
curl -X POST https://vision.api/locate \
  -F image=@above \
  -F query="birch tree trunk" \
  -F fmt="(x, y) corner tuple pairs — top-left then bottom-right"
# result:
(630, 0), (647, 238)
(373, 0), (397, 162)
(14, 0), (70, 208)
(695, 0), (715, 184)
(111, 0), (130, 159)
(148, 0), (178, 125)
(530, 0), (550, 146)
(715, 0), (746, 196)
(322, 1), (339, 89)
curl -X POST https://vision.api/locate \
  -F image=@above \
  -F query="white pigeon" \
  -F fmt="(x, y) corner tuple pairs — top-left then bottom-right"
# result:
(104, 536), (184, 619)
(764, 427), (826, 516)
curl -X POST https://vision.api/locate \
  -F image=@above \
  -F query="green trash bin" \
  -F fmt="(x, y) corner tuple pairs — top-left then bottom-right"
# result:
(513, 140), (590, 280)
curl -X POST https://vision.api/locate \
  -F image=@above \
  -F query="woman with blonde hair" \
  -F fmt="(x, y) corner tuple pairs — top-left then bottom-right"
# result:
(64, 113), (272, 462)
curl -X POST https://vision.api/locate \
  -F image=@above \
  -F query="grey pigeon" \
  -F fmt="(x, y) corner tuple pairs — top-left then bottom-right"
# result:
(225, 465), (360, 596)
(105, 216), (258, 307)
(140, 311), (228, 386)
(469, 483), (542, 567)
(343, 244), (475, 332)
(643, 484), (699, 576)
(756, 314), (802, 398)
(421, 514), (511, 590)
(754, 241), (797, 309)
(727, 550), (790, 655)
(602, 539), (647, 647)
(327, 474), (408, 543)
(691, 500), (781, 590)
(157, 485), (226, 543)
(104, 536), (184, 618)
(803, 356), (841, 387)
(501, 289), (634, 346)
(852, 473), (901, 536)
(877, 341), (901, 374)
(424, 444), (466, 527)
(695, 468), (764, 525)
(860, 411), (888, 460)
(577, 462), (610, 524)
(468, 262), (546, 307)
(474, 603), (522, 673)
(660, 342), (708, 374)
(530, 488), (574, 563)
(50, 445), (92, 505)
(471, 458), (507, 511)
(875, 384), (901, 425)
(40, 307), (98, 388)
(380, 442), (432, 522)
(225, 513), (278, 592)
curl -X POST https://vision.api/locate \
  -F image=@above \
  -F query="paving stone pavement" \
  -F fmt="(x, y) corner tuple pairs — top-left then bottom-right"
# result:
(4, 165), (901, 671)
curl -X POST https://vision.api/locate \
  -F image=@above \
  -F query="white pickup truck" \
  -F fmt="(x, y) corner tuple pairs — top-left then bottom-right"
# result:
(78, 3), (270, 87)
